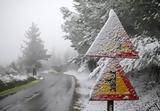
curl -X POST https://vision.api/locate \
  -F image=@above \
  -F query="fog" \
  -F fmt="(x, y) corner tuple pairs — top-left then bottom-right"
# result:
(0, 0), (76, 66)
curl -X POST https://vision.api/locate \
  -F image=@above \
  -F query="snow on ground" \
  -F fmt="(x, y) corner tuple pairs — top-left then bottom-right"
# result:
(0, 71), (42, 83)
(65, 70), (107, 111)
(0, 74), (28, 83)
(65, 36), (160, 111)
(65, 70), (160, 111)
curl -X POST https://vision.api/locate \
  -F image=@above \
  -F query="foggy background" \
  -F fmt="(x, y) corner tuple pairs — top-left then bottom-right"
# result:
(0, 0), (76, 66)
(0, 0), (160, 111)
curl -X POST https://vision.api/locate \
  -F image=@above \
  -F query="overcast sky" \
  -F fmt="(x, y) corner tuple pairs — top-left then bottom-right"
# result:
(0, 0), (76, 66)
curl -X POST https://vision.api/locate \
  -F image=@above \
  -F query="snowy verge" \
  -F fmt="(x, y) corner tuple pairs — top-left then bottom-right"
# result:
(0, 73), (42, 83)
(65, 70), (160, 111)
(64, 70), (107, 111)
(0, 74), (28, 83)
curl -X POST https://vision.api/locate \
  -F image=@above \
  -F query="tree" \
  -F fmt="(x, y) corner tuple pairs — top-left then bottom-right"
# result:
(61, 0), (160, 55)
(61, 2), (103, 54)
(21, 23), (50, 72)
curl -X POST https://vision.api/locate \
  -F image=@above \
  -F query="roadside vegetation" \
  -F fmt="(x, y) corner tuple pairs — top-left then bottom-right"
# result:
(0, 77), (39, 98)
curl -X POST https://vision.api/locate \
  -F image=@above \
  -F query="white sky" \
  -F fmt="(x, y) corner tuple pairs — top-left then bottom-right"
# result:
(0, 0), (76, 66)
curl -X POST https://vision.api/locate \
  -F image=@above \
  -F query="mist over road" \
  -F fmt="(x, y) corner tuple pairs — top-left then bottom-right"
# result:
(0, 73), (76, 111)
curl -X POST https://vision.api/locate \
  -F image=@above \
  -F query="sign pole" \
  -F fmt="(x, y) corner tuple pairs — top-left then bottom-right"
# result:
(107, 100), (114, 111)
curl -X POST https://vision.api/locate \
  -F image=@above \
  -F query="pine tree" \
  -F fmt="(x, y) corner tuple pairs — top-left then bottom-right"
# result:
(21, 23), (50, 72)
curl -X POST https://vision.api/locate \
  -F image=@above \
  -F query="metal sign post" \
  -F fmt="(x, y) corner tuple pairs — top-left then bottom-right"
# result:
(107, 100), (114, 111)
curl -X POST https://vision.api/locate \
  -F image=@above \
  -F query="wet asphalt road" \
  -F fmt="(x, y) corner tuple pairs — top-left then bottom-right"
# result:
(0, 73), (76, 111)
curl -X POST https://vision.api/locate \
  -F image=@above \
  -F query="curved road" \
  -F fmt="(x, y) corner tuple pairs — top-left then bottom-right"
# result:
(0, 73), (76, 111)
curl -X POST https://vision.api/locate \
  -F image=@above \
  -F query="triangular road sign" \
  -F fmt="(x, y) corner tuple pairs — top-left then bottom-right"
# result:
(86, 9), (138, 58)
(90, 59), (139, 101)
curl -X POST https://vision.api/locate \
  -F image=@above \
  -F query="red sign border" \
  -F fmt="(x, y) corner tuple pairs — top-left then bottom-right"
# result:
(90, 63), (139, 101)
(86, 50), (139, 59)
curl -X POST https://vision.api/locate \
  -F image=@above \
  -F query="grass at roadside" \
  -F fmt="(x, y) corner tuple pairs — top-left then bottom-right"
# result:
(0, 79), (40, 97)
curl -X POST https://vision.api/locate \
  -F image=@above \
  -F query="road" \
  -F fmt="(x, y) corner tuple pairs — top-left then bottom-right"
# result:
(0, 73), (76, 111)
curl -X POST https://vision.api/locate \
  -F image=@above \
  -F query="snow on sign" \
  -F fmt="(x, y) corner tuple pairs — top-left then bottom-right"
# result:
(86, 9), (138, 58)
(90, 59), (139, 101)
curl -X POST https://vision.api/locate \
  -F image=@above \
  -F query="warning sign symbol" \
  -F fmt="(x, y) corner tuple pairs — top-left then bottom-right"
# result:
(90, 59), (139, 101)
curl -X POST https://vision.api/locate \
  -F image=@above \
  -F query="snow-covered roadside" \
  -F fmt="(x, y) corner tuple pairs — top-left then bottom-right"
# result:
(63, 35), (160, 111)
(65, 70), (160, 111)
(0, 74), (28, 83)
(64, 70), (107, 111)
(0, 73), (42, 83)
(0, 66), (41, 83)
(0, 67), (45, 84)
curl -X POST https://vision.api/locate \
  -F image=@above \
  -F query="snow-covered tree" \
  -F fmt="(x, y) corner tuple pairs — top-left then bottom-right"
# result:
(61, 0), (160, 55)
(21, 23), (50, 72)
(61, 0), (160, 73)
(61, 1), (106, 54)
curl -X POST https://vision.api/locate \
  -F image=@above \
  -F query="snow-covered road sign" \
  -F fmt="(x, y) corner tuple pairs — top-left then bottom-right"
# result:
(86, 9), (138, 58)
(90, 59), (139, 101)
